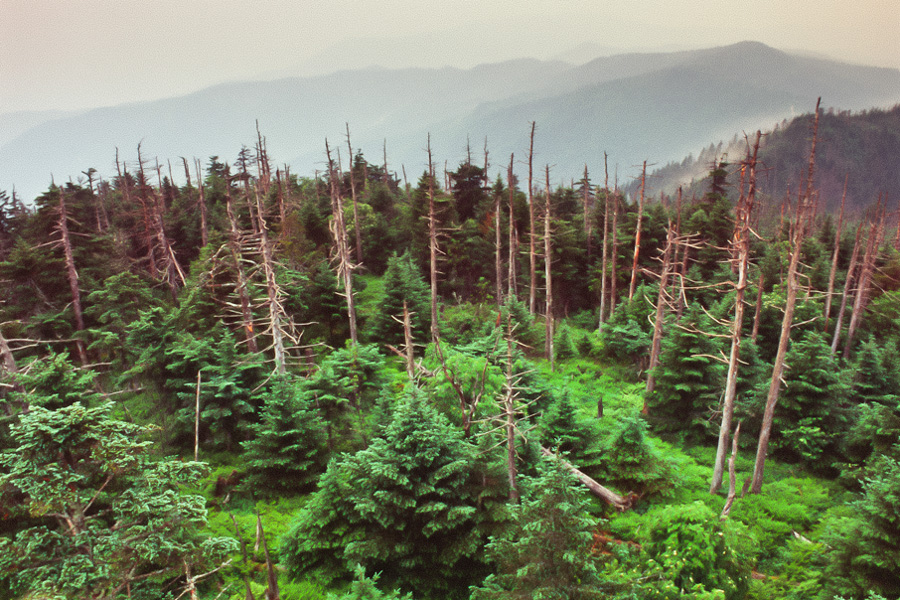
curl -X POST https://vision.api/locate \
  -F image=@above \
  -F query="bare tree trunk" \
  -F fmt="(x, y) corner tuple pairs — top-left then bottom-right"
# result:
(503, 316), (519, 502)
(539, 447), (631, 510)
(711, 131), (761, 493)
(256, 513), (280, 600)
(193, 159), (209, 248)
(427, 136), (440, 342)
(383, 139), (390, 188)
(544, 166), (554, 368)
(583, 164), (592, 259)
(255, 187), (289, 375)
(117, 148), (158, 278)
(750, 270), (764, 342)
(57, 188), (88, 365)
(326, 140), (358, 345)
(628, 161), (647, 301)
(194, 371), (201, 461)
(599, 153), (610, 331)
(719, 422), (741, 519)
(527, 122), (537, 315)
(345, 123), (364, 264)
(823, 174), (848, 331)
(610, 174), (619, 318)
(843, 208), (884, 359)
(224, 181), (259, 354)
(831, 222), (864, 354)
(495, 171), (503, 307)
(644, 222), (676, 402)
(752, 99), (820, 494)
(507, 154), (517, 299)
(402, 300), (415, 380)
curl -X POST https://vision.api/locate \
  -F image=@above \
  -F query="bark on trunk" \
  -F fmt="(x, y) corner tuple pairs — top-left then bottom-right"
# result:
(711, 131), (760, 494)
(544, 166), (554, 368)
(345, 123), (364, 264)
(599, 153), (610, 331)
(823, 174), (848, 331)
(224, 181), (260, 354)
(751, 100), (820, 494)
(843, 210), (883, 359)
(427, 136), (440, 342)
(628, 161), (647, 301)
(527, 122), (537, 315)
(507, 154), (517, 299)
(644, 222), (676, 402)
(57, 188), (88, 365)
(326, 140), (358, 345)
(830, 222), (864, 354)
(539, 447), (631, 510)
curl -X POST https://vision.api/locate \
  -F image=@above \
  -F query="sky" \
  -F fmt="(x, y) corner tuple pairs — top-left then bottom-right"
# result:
(1, 0), (898, 114)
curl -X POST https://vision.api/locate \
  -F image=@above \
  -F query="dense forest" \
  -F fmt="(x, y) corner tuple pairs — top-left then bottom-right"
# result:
(1, 103), (899, 600)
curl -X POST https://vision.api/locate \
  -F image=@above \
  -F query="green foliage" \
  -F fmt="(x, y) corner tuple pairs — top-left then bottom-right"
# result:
(636, 501), (751, 600)
(537, 390), (599, 463)
(371, 252), (431, 349)
(646, 306), (725, 441)
(470, 456), (610, 600)
(329, 565), (413, 600)
(823, 452), (900, 599)
(242, 376), (330, 495)
(0, 402), (237, 599)
(598, 285), (655, 368)
(597, 412), (675, 498)
(280, 392), (487, 598)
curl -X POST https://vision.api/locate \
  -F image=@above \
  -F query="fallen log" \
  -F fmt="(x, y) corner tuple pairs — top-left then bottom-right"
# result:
(541, 447), (634, 511)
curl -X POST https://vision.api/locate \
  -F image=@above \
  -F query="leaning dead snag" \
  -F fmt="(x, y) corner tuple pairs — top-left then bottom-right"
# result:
(628, 161), (647, 301)
(830, 222), (864, 354)
(843, 205), (884, 359)
(711, 131), (761, 494)
(752, 99), (821, 494)
(326, 139), (359, 345)
(823, 174), (848, 331)
(56, 187), (88, 365)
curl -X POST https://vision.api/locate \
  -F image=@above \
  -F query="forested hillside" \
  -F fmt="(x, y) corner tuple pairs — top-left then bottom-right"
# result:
(632, 104), (900, 216)
(1, 104), (899, 600)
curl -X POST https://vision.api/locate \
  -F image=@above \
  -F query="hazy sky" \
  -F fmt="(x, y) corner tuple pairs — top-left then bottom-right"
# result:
(1, 0), (898, 114)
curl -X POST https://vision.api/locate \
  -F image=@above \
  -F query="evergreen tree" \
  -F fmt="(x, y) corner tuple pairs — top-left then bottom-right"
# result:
(280, 392), (486, 598)
(470, 456), (609, 600)
(0, 402), (236, 599)
(242, 376), (329, 495)
(371, 252), (431, 349)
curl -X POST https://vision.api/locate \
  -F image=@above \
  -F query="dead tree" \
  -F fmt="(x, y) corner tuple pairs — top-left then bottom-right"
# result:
(583, 164), (592, 258)
(345, 123), (364, 264)
(610, 173), (620, 318)
(56, 187), (88, 365)
(192, 158), (209, 248)
(644, 221), (677, 401)
(628, 161), (647, 301)
(427, 135), (440, 342)
(823, 174), (849, 331)
(750, 270), (764, 342)
(599, 153), (610, 331)
(507, 154), (518, 299)
(719, 422), (741, 519)
(224, 176), (260, 354)
(544, 166), (554, 368)
(326, 140), (359, 345)
(830, 222), (864, 354)
(843, 206), (884, 359)
(494, 164), (503, 307)
(527, 122), (537, 315)
(117, 148), (158, 278)
(711, 131), (761, 494)
(751, 99), (821, 494)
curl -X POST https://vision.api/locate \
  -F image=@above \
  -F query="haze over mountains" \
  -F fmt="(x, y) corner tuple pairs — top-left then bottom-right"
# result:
(1, 41), (899, 203)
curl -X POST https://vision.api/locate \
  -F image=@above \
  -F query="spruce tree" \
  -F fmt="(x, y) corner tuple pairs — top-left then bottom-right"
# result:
(371, 252), (431, 349)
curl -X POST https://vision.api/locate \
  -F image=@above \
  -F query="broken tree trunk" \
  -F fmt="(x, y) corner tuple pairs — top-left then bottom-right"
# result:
(540, 447), (631, 510)
(628, 161), (647, 301)
(711, 131), (761, 494)
(507, 154), (518, 299)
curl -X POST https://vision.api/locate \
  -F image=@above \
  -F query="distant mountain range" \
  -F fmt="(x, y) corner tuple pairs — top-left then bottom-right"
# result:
(2, 41), (899, 203)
